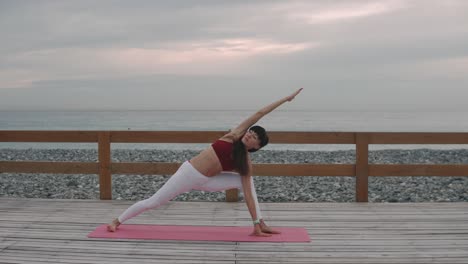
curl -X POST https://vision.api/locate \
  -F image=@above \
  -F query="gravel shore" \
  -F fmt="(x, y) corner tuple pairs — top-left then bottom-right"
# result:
(1, 148), (468, 202)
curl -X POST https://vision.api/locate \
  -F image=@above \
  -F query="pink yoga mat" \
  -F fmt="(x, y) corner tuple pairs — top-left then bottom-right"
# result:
(88, 224), (310, 243)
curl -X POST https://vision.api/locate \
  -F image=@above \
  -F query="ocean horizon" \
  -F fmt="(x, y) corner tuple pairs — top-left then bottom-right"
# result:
(1, 110), (468, 151)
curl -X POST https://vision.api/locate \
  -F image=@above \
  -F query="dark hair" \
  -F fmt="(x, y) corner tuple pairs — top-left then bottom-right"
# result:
(248, 125), (269, 153)
(232, 125), (269, 175)
(232, 140), (249, 175)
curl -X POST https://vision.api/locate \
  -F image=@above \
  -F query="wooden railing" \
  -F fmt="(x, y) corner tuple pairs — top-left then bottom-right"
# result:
(1, 130), (468, 202)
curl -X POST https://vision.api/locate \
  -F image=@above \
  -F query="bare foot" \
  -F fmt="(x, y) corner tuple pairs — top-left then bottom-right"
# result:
(107, 218), (120, 232)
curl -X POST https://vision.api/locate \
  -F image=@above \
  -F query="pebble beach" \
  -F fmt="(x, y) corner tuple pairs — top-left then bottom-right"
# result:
(1, 148), (468, 203)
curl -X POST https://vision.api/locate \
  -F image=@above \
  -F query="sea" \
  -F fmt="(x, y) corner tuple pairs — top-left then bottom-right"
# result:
(1, 110), (468, 151)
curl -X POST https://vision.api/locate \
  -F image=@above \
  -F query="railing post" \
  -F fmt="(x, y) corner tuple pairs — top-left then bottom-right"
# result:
(355, 133), (369, 202)
(98, 131), (112, 200)
(226, 188), (239, 202)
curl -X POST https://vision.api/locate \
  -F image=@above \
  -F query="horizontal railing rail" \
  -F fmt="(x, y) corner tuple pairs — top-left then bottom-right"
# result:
(1, 130), (468, 202)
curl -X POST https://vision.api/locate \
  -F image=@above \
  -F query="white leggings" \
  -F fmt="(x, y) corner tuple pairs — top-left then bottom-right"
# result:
(118, 161), (262, 223)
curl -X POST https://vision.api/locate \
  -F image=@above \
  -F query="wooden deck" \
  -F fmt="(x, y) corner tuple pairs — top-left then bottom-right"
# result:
(0, 198), (467, 263)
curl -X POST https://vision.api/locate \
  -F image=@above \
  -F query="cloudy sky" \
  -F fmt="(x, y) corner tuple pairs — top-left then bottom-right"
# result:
(1, 0), (467, 111)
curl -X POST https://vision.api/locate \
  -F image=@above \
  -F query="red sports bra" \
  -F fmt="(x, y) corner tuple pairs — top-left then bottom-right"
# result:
(211, 140), (235, 171)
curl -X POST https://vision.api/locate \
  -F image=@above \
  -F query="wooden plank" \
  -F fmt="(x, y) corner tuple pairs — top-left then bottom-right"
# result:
(0, 161), (98, 174)
(253, 164), (354, 176)
(111, 162), (355, 176)
(110, 131), (226, 143)
(369, 164), (468, 176)
(225, 189), (239, 203)
(111, 162), (181, 175)
(109, 131), (356, 144)
(0, 131), (98, 142)
(267, 132), (355, 144)
(368, 132), (468, 144)
(356, 133), (369, 202)
(98, 132), (111, 200)
(3, 130), (467, 144)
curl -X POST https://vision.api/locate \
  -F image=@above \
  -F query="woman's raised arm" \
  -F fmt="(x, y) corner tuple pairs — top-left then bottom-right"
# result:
(229, 88), (303, 139)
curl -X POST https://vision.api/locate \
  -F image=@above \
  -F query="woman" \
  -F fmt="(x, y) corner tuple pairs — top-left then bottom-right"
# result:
(107, 88), (303, 237)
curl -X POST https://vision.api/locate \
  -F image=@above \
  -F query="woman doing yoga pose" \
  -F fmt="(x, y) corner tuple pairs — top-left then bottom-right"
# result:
(107, 88), (303, 237)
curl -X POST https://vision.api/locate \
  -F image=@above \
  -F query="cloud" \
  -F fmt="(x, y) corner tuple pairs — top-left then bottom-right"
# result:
(0, 69), (38, 89)
(0, 1), (468, 111)
(103, 38), (314, 72)
(0, 38), (314, 88)
(270, 0), (407, 25)
(398, 56), (468, 80)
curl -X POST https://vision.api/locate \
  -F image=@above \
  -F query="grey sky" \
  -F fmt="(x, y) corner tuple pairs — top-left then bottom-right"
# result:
(1, 0), (467, 111)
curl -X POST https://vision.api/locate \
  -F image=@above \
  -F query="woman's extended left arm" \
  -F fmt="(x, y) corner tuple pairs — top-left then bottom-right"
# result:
(229, 88), (303, 140)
